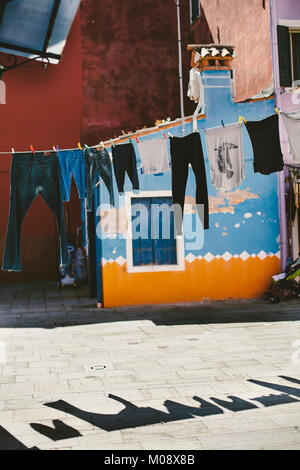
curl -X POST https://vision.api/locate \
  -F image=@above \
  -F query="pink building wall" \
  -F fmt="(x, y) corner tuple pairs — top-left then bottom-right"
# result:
(194, 0), (273, 102)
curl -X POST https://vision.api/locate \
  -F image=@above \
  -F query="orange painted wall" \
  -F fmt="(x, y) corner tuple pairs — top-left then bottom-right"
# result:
(102, 257), (281, 308)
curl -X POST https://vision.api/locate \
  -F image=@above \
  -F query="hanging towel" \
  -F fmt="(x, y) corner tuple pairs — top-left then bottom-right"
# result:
(245, 114), (284, 174)
(137, 138), (170, 174)
(281, 111), (300, 163)
(205, 123), (245, 192)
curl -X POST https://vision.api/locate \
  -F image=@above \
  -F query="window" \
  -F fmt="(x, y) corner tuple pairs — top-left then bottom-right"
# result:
(277, 25), (300, 87)
(190, 0), (200, 24)
(125, 192), (185, 273)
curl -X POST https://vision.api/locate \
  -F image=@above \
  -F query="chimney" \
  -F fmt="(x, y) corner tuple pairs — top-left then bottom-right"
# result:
(187, 44), (236, 71)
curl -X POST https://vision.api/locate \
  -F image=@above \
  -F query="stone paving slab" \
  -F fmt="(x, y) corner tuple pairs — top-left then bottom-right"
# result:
(0, 282), (300, 449)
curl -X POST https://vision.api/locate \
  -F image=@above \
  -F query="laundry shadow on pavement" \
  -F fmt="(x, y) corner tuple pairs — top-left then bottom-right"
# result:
(30, 420), (82, 441)
(0, 426), (38, 450)
(2, 375), (299, 448)
(41, 376), (300, 438)
(43, 394), (224, 433)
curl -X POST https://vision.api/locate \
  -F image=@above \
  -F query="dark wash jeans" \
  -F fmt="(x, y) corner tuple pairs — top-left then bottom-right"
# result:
(84, 148), (115, 211)
(2, 152), (70, 272)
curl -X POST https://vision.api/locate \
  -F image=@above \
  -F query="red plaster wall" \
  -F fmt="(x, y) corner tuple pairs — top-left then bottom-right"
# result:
(0, 13), (82, 283)
(80, 0), (194, 144)
(191, 0), (273, 102)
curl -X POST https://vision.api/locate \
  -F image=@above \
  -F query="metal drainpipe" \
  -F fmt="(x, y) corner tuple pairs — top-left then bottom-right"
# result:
(175, 0), (185, 135)
(269, 0), (288, 271)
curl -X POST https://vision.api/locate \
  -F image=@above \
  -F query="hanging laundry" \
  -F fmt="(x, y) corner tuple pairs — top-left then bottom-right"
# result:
(169, 131), (209, 235)
(205, 123), (245, 192)
(84, 147), (115, 211)
(112, 142), (139, 193)
(2, 152), (69, 272)
(281, 111), (300, 163)
(137, 138), (170, 174)
(245, 114), (284, 174)
(187, 68), (203, 107)
(58, 148), (86, 202)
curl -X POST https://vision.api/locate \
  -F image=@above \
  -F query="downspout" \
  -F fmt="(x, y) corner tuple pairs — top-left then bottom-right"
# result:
(175, 0), (185, 135)
(269, 0), (288, 271)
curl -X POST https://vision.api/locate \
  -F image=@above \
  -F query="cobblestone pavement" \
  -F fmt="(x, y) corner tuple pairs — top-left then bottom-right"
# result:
(1, 282), (300, 450)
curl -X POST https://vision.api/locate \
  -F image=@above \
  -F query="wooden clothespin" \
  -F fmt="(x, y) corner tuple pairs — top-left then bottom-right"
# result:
(30, 145), (35, 154)
(78, 142), (82, 150)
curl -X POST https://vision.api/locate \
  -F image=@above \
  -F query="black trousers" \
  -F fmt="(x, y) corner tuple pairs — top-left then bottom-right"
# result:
(112, 143), (139, 193)
(170, 132), (209, 235)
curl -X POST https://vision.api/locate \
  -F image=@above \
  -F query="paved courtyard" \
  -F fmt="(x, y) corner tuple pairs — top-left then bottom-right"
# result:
(0, 282), (300, 450)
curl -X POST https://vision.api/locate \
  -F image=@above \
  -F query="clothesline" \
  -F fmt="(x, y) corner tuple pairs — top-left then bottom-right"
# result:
(0, 109), (283, 156)
(0, 117), (247, 156)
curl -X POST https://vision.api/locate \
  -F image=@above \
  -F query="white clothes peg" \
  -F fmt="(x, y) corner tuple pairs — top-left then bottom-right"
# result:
(210, 47), (219, 57)
(221, 48), (230, 57)
(201, 47), (210, 57)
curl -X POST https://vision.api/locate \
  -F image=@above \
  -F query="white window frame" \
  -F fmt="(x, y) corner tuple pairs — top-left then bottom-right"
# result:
(125, 191), (185, 273)
(190, 0), (201, 24)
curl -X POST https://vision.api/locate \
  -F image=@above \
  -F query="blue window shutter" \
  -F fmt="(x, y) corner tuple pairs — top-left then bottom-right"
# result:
(131, 196), (177, 267)
(132, 197), (153, 267)
(152, 197), (177, 266)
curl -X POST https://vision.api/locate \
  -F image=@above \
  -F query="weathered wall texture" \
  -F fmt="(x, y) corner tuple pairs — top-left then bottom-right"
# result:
(192, 0), (273, 101)
(80, 0), (194, 144)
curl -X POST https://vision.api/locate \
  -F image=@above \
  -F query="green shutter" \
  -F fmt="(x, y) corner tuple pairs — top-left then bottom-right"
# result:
(277, 25), (292, 87)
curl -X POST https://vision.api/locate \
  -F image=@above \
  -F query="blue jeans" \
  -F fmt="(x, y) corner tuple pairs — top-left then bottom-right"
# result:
(58, 149), (86, 201)
(84, 148), (115, 211)
(2, 153), (70, 272)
